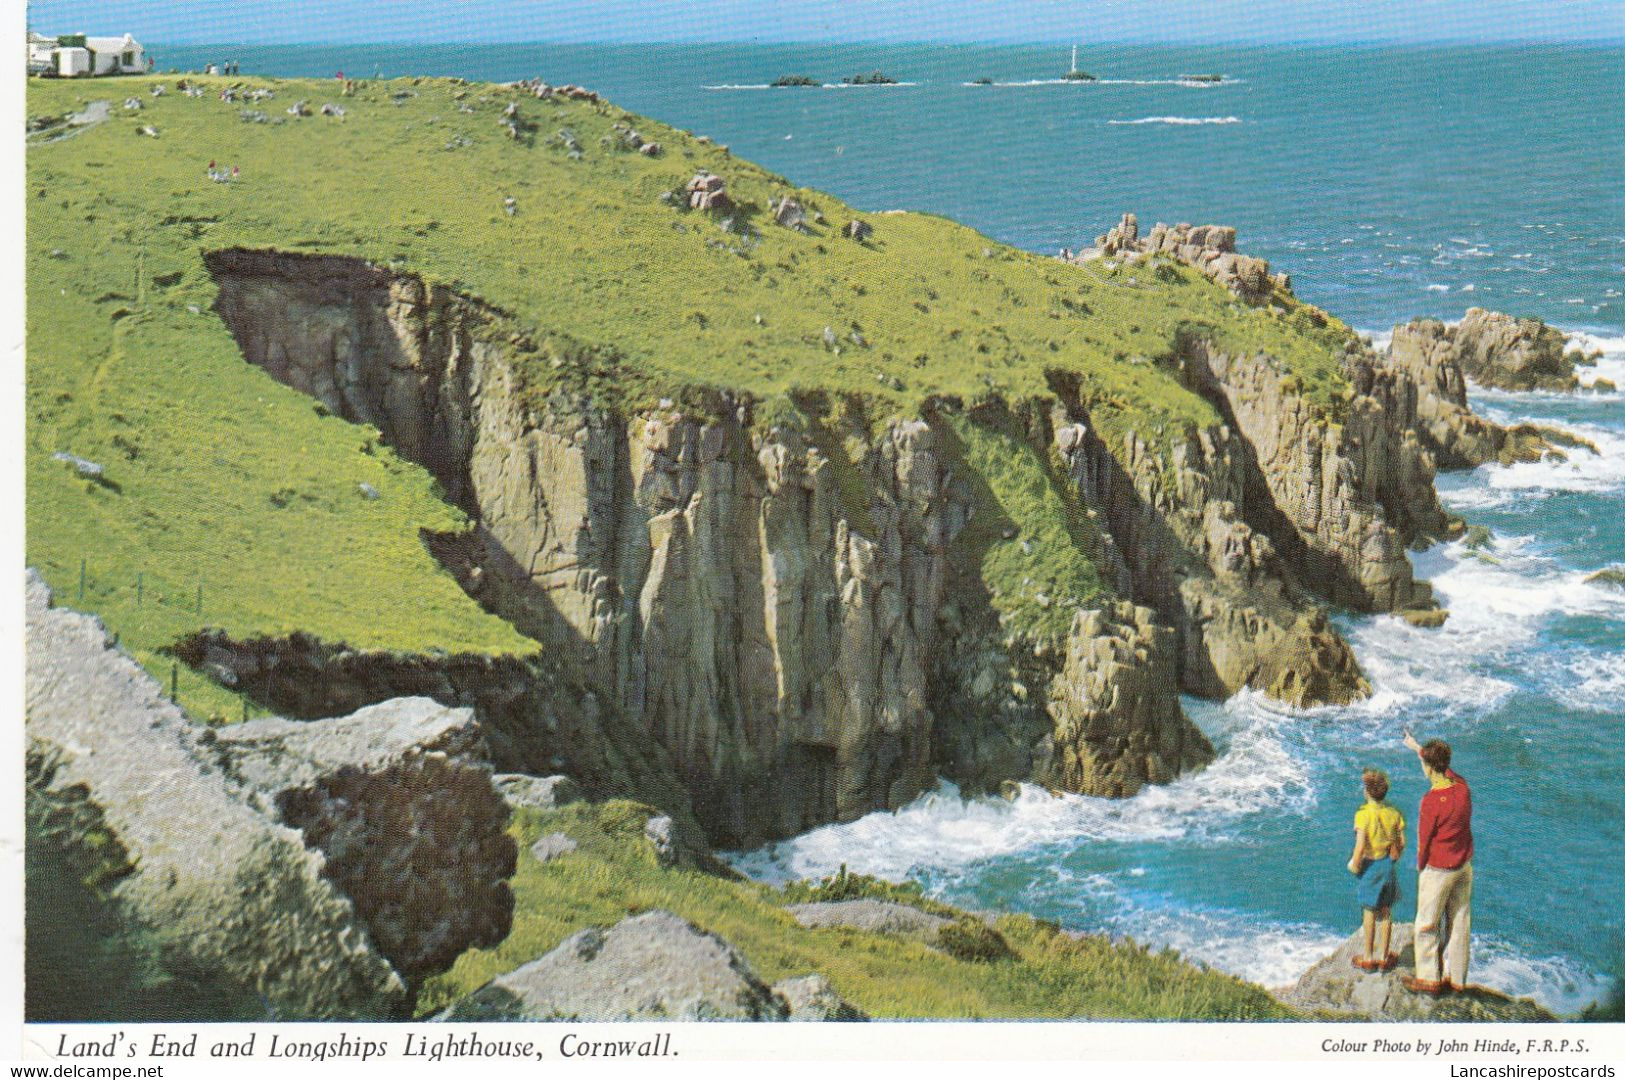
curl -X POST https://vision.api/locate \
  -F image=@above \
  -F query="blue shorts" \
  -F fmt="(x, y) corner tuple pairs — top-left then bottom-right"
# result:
(1355, 855), (1400, 911)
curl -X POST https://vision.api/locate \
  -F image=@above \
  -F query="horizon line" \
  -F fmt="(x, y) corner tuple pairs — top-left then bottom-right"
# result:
(127, 36), (1625, 47)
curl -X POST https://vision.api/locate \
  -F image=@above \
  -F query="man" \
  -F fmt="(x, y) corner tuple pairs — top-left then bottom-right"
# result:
(1401, 730), (1473, 995)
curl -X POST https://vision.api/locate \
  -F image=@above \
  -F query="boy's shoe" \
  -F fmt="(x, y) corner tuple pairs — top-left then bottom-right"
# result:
(1381, 953), (1400, 972)
(1401, 976), (1449, 996)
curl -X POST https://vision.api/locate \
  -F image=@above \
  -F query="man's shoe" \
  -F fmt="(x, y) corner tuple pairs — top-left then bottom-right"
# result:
(1352, 956), (1380, 972)
(1401, 976), (1449, 996)
(1381, 953), (1400, 972)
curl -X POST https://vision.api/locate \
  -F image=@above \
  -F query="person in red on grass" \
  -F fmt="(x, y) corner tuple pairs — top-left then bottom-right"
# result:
(1401, 729), (1474, 996)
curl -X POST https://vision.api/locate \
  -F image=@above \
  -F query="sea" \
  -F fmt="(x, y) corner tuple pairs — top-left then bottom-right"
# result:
(151, 41), (1625, 1014)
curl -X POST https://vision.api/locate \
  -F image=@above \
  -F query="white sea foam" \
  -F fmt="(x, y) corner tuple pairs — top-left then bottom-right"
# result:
(1566, 329), (1625, 391)
(1340, 532), (1625, 728)
(1437, 420), (1625, 509)
(1107, 115), (1241, 126)
(732, 694), (1317, 884)
(1470, 939), (1615, 1016)
(1555, 649), (1625, 714)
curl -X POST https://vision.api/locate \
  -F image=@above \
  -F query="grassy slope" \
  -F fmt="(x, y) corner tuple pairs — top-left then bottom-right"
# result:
(419, 801), (1298, 1020)
(26, 73), (1357, 715)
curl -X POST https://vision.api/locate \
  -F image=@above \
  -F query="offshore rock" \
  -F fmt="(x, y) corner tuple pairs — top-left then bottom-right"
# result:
(1277, 924), (1556, 1021)
(443, 910), (786, 1020)
(25, 570), (408, 1019)
(1453, 307), (1579, 392)
(1037, 603), (1213, 798)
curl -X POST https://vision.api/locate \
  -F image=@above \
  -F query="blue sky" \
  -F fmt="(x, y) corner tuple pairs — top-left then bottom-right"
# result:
(25, 0), (1625, 44)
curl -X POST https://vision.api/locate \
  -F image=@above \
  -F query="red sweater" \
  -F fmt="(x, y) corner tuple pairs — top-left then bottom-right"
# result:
(1417, 769), (1473, 870)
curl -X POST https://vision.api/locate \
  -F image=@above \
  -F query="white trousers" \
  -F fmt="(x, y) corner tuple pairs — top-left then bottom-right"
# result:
(1414, 861), (1473, 986)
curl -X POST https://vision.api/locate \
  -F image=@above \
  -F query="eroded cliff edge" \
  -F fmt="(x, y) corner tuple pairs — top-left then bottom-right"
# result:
(200, 246), (1510, 847)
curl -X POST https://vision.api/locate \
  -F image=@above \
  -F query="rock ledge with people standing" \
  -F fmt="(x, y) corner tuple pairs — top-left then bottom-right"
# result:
(1277, 925), (1555, 1021)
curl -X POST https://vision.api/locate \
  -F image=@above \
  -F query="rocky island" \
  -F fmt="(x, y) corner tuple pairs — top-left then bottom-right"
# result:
(23, 71), (1595, 1023)
(842, 71), (899, 85)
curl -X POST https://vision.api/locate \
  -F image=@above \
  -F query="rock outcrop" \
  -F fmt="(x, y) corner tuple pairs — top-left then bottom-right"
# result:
(1051, 393), (1370, 706)
(1374, 320), (1564, 469)
(1082, 213), (1290, 301)
(208, 700), (518, 992)
(1037, 603), (1212, 798)
(1179, 342), (1449, 615)
(442, 910), (787, 1020)
(686, 171), (729, 211)
(1450, 307), (1581, 392)
(1277, 925), (1556, 1021)
(25, 571), (517, 1019)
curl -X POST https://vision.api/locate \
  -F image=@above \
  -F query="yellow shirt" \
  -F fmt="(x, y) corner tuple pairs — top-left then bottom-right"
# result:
(1354, 801), (1405, 859)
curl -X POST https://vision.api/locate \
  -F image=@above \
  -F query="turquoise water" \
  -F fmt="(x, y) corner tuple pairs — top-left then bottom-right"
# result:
(155, 42), (1624, 1013)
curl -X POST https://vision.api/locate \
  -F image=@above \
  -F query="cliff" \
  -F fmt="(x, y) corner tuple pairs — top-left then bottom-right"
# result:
(25, 75), (1505, 852)
(198, 245), (1452, 843)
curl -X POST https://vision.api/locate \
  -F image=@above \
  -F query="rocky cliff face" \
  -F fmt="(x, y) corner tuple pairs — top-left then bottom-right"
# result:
(1180, 341), (1449, 615)
(1038, 603), (1213, 797)
(205, 248), (1482, 846)
(1050, 385), (1369, 705)
(1374, 320), (1554, 469)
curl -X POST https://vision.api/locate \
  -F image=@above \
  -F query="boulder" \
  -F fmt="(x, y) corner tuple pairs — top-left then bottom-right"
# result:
(442, 910), (786, 1020)
(772, 195), (806, 229)
(494, 772), (583, 811)
(785, 899), (951, 943)
(686, 172), (729, 211)
(529, 832), (579, 864)
(845, 219), (872, 242)
(1276, 924), (1556, 1021)
(24, 571), (407, 1018)
(773, 975), (867, 1020)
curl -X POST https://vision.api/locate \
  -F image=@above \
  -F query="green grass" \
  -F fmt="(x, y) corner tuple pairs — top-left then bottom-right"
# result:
(25, 73), (1363, 710)
(417, 801), (1298, 1020)
(941, 406), (1110, 640)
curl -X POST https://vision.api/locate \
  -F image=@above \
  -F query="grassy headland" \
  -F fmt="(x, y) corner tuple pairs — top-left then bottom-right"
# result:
(26, 72), (1358, 715)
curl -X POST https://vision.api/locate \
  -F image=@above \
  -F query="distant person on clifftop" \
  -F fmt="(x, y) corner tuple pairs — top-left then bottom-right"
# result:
(1402, 730), (1474, 996)
(1348, 767), (1405, 972)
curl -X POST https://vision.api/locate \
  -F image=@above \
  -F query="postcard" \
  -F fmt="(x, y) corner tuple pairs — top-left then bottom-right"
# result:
(12, 0), (1624, 1068)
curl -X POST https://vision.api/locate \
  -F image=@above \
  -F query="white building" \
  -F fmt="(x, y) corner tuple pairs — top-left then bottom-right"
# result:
(29, 32), (145, 77)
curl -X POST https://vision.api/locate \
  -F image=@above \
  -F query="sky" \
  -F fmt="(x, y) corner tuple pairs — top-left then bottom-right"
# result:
(23, 0), (1625, 45)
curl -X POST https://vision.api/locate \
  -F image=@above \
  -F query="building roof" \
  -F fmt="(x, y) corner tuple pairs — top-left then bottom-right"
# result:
(85, 34), (139, 53)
